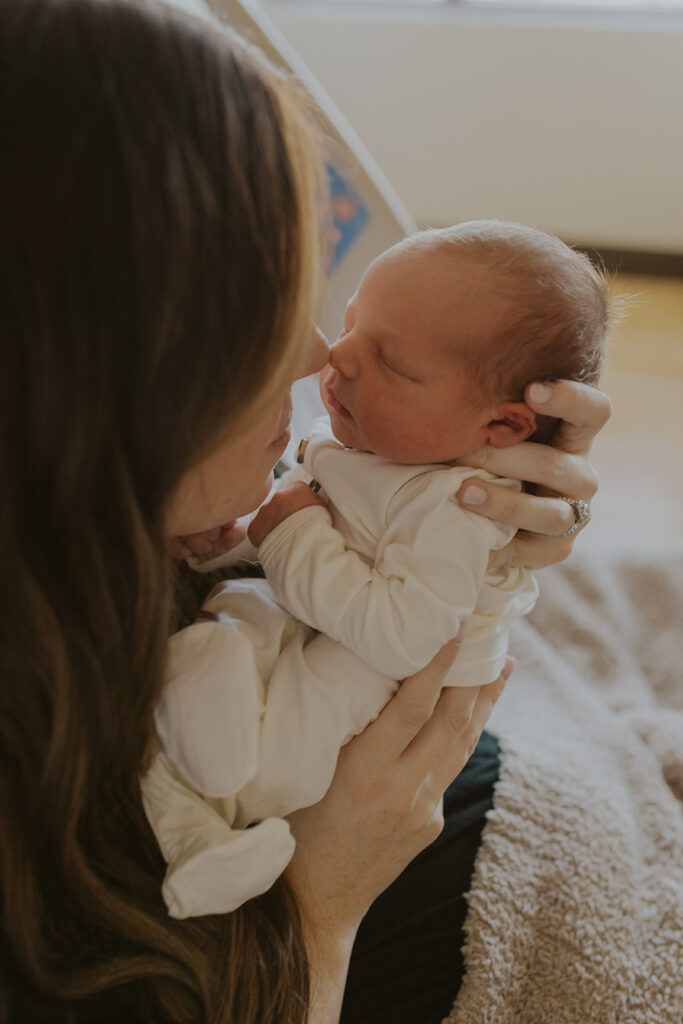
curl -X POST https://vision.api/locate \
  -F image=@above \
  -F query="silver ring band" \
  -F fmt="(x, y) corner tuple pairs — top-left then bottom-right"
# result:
(554, 497), (592, 537)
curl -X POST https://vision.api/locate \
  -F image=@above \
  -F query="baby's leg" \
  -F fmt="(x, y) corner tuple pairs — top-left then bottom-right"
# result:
(238, 629), (398, 822)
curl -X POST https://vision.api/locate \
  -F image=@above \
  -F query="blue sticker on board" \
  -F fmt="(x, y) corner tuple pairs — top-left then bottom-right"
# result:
(326, 163), (369, 274)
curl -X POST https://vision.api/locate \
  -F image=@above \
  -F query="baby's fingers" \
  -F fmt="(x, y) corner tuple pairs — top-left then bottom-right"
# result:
(180, 526), (223, 557)
(172, 520), (249, 562)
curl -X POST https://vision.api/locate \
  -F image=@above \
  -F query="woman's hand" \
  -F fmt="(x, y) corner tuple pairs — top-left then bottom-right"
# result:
(285, 635), (512, 1022)
(455, 379), (612, 570)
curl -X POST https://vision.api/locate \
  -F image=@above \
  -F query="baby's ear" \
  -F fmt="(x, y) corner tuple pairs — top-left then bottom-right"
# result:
(485, 401), (537, 448)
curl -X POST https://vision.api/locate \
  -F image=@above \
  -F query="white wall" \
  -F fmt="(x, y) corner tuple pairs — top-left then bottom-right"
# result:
(262, 1), (683, 253)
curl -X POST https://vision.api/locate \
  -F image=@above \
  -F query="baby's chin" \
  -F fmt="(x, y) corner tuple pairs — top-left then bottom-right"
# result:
(326, 423), (422, 461)
(345, 433), (470, 464)
(326, 413), (358, 451)
(320, 391), (357, 449)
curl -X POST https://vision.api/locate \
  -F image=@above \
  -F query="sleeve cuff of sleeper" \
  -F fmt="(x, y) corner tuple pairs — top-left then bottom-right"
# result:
(257, 504), (333, 566)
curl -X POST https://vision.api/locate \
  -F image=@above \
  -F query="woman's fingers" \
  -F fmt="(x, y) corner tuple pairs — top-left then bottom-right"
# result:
(358, 634), (464, 761)
(457, 444), (596, 502)
(525, 379), (612, 455)
(401, 684), (479, 776)
(487, 532), (575, 571)
(451, 379), (610, 568)
(429, 663), (512, 794)
(457, 477), (593, 535)
(402, 660), (512, 789)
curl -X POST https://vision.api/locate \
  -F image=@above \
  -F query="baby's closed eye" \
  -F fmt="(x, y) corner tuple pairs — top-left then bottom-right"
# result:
(376, 346), (421, 383)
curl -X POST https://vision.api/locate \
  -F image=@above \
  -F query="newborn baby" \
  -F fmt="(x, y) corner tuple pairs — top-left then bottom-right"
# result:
(143, 220), (611, 919)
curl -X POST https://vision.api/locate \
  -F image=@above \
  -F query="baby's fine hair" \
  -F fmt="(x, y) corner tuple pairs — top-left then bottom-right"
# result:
(405, 220), (613, 441)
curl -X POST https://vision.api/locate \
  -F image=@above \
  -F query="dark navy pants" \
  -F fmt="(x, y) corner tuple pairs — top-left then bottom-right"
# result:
(341, 731), (500, 1024)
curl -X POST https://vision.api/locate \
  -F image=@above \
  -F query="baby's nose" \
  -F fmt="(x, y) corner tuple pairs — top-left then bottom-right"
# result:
(330, 336), (358, 379)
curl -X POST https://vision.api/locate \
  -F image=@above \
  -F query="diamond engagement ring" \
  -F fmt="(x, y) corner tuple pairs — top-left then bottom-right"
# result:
(555, 497), (592, 537)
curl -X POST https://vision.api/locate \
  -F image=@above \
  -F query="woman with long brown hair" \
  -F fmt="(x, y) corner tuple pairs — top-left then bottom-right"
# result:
(0, 1), (609, 1021)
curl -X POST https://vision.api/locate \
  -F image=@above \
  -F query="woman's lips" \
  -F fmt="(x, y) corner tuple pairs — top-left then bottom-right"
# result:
(268, 400), (293, 448)
(268, 427), (290, 450)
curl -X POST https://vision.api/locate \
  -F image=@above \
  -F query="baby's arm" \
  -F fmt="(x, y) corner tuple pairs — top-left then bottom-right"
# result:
(254, 475), (507, 681)
(249, 481), (327, 546)
(238, 629), (397, 820)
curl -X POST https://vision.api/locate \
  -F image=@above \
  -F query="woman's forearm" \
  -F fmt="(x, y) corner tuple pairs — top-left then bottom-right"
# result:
(287, 643), (511, 1024)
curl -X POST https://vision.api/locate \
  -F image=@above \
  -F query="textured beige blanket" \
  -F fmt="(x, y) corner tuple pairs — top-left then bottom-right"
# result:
(447, 547), (683, 1024)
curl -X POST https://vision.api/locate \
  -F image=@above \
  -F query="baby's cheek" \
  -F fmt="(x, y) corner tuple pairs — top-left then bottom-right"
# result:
(383, 409), (443, 462)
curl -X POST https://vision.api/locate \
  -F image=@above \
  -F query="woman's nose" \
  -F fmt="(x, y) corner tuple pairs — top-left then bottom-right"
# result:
(297, 325), (330, 380)
(329, 334), (358, 380)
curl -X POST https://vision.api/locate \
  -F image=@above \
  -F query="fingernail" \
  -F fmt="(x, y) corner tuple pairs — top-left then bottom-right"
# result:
(502, 656), (516, 680)
(461, 485), (487, 506)
(529, 382), (552, 403)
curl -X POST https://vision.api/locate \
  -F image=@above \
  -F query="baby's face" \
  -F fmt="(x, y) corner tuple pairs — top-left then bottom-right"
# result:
(320, 246), (498, 463)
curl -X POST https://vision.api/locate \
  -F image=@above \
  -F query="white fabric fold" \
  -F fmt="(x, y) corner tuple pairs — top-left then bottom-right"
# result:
(142, 751), (295, 919)
(141, 578), (395, 918)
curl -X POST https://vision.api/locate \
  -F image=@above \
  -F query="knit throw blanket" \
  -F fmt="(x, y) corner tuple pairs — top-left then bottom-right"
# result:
(447, 547), (683, 1024)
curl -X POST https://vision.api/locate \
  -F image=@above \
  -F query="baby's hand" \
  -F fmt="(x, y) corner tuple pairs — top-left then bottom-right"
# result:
(167, 518), (249, 561)
(249, 481), (326, 547)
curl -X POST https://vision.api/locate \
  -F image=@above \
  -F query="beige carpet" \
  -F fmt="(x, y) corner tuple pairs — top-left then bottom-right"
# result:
(447, 547), (683, 1024)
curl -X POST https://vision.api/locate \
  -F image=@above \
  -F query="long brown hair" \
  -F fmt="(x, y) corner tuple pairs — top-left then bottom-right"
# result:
(0, 0), (320, 1019)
